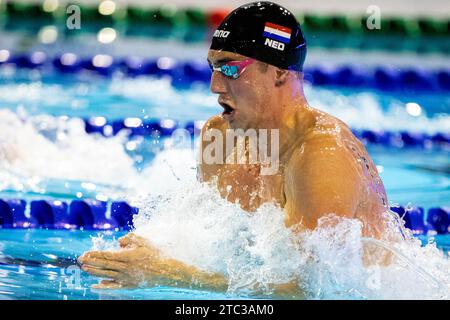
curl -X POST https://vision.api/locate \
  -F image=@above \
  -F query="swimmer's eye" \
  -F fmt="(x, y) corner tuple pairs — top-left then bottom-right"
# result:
(221, 65), (240, 79)
(209, 59), (256, 80)
(209, 64), (238, 79)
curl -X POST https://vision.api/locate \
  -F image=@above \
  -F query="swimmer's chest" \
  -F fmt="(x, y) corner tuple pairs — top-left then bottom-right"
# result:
(216, 162), (286, 211)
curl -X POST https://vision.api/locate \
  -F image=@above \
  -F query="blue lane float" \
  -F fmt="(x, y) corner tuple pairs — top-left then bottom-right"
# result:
(1, 50), (450, 92)
(11, 51), (48, 69)
(427, 208), (450, 235)
(30, 200), (70, 229)
(79, 55), (118, 76)
(53, 53), (82, 73)
(130, 119), (178, 137)
(437, 71), (450, 90)
(0, 198), (447, 234)
(184, 120), (204, 136)
(390, 205), (449, 235)
(69, 200), (118, 230)
(85, 117), (180, 138)
(390, 206), (431, 235)
(0, 199), (35, 228)
(111, 201), (139, 231)
(373, 67), (399, 91)
(81, 116), (450, 149)
(352, 129), (450, 149)
(0, 199), (139, 230)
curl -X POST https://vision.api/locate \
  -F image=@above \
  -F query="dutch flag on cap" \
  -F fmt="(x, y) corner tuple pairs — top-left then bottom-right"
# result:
(263, 22), (292, 44)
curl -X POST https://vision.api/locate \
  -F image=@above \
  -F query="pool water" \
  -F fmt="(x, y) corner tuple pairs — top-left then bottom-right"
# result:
(0, 228), (448, 300)
(0, 68), (449, 124)
(0, 65), (449, 299)
(0, 229), (236, 300)
(0, 69), (448, 208)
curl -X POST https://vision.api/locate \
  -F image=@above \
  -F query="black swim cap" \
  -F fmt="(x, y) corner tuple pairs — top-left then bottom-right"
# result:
(210, 1), (307, 72)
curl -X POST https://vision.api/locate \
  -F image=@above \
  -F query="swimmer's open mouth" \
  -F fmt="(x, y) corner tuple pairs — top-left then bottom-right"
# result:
(219, 101), (235, 116)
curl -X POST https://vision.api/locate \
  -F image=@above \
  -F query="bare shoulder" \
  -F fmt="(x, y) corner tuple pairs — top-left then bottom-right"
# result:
(283, 111), (364, 227)
(306, 110), (358, 145)
(293, 110), (360, 165)
(295, 110), (378, 181)
(198, 115), (229, 182)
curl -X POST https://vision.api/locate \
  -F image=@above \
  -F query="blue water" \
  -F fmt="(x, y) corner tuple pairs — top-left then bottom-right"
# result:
(0, 68), (449, 122)
(0, 229), (240, 300)
(0, 229), (448, 300)
(0, 63), (449, 299)
(0, 68), (448, 207)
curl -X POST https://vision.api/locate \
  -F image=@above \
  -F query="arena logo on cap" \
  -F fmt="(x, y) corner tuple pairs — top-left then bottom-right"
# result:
(213, 30), (231, 38)
(263, 22), (291, 51)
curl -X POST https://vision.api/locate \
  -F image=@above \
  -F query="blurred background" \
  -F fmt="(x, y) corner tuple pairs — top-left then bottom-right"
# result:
(0, 0), (449, 229)
(0, 0), (449, 300)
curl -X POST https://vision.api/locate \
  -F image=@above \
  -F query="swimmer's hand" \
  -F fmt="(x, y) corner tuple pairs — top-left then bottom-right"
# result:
(78, 233), (304, 298)
(77, 233), (228, 291)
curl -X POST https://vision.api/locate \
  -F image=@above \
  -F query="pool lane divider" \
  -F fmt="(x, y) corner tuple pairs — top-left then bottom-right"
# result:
(0, 199), (137, 231)
(0, 198), (448, 234)
(82, 117), (450, 150)
(0, 51), (449, 92)
(390, 206), (449, 236)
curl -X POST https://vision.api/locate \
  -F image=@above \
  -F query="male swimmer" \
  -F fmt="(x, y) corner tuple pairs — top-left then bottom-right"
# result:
(78, 2), (390, 294)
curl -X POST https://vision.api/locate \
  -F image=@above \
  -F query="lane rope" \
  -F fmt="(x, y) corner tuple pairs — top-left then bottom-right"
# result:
(0, 198), (448, 234)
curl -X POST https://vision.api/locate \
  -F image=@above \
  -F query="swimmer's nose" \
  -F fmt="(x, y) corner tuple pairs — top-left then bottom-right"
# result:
(210, 71), (227, 94)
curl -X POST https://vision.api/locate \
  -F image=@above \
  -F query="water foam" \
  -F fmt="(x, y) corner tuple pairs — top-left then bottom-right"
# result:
(130, 179), (449, 299)
(0, 109), (139, 192)
(0, 108), (448, 299)
(128, 149), (449, 299)
(109, 77), (450, 133)
(305, 86), (450, 134)
(2, 75), (449, 133)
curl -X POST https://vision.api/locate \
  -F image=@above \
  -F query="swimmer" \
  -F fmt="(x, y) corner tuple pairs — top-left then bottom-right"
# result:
(78, 1), (390, 295)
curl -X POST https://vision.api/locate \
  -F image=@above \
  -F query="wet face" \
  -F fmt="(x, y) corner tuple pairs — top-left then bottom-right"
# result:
(207, 50), (276, 130)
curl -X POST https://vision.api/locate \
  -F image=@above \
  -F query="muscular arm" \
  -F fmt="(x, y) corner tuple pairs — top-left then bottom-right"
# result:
(79, 233), (302, 298)
(284, 135), (363, 229)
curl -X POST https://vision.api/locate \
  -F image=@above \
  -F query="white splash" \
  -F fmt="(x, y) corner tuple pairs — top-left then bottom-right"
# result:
(128, 151), (449, 299)
(305, 85), (450, 134)
(0, 108), (448, 299)
(1, 76), (449, 133)
(0, 109), (139, 190)
(131, 180), (449, 299)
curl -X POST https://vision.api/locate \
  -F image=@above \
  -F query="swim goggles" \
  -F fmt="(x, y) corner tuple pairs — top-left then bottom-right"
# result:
(209, 58), (255, 79)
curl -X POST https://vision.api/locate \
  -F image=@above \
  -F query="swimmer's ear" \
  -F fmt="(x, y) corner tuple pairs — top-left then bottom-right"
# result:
(274, 68), (289, 87)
